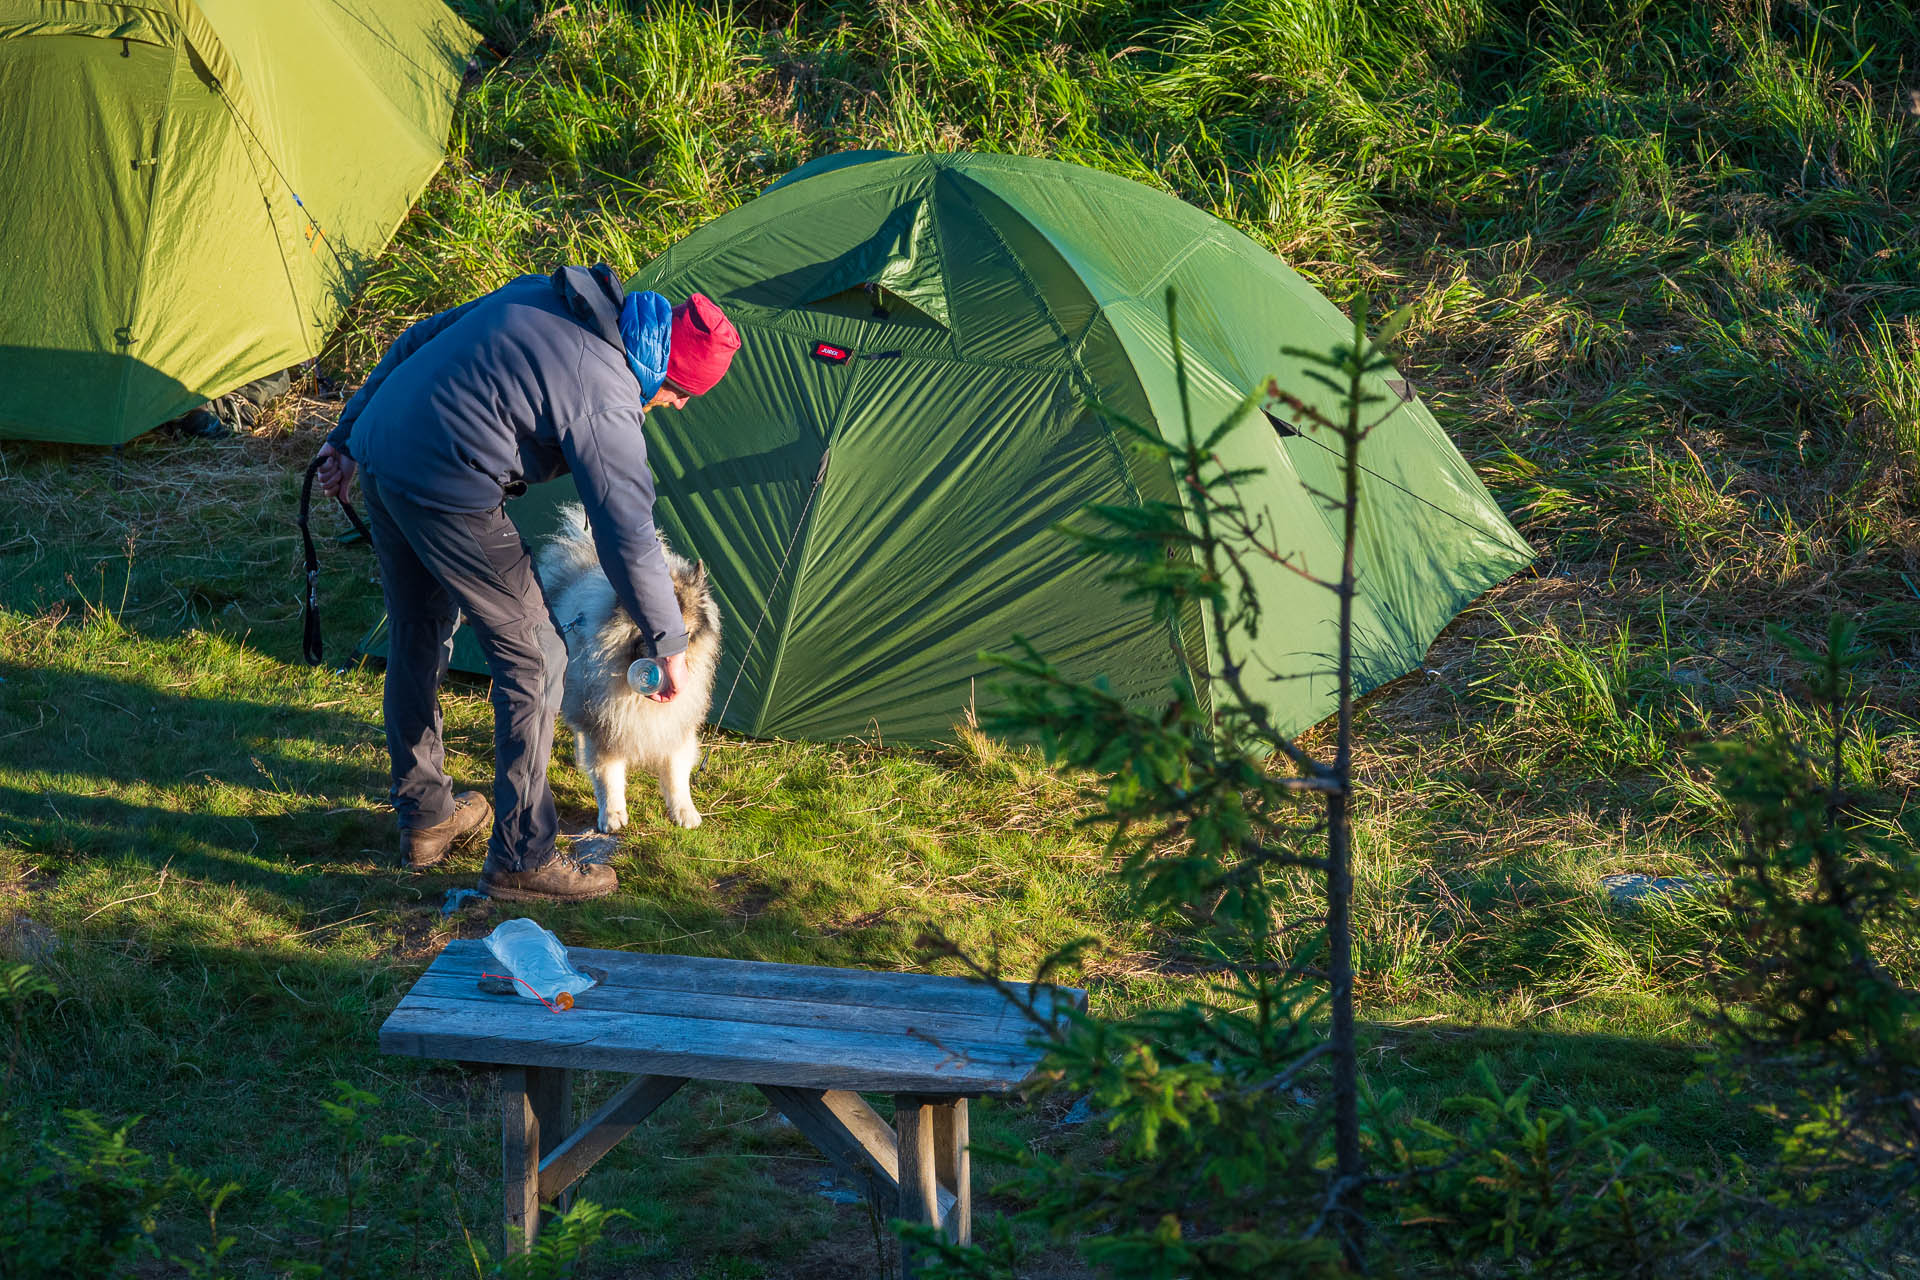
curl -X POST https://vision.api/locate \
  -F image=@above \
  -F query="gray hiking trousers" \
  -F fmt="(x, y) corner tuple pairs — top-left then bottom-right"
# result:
(361, 472), (567, 872)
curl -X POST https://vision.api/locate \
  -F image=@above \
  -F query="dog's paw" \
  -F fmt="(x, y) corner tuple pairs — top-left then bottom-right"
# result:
(667, 802), (702, 830)
(597, 805), (629, 834)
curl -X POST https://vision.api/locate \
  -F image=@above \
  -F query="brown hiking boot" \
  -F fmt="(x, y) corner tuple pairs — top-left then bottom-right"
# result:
(481, 848), (618, 902)
(400, 791), (492, 870)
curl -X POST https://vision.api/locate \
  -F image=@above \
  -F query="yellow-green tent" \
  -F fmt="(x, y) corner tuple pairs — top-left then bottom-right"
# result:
(0, 0), (478, 444)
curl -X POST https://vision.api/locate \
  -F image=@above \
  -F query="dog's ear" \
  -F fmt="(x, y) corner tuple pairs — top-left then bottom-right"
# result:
(693, 559), (709, 585)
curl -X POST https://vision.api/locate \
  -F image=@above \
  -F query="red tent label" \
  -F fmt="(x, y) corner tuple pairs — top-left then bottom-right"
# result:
(811, 341), (851, 363)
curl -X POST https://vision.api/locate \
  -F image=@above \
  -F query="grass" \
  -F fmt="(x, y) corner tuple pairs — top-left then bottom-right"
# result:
(4, 0), (1919, 1275)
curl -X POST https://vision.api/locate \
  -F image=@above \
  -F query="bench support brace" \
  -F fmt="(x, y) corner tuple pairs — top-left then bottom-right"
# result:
(504, 1068), (688, 1254)
(539, 1073), (688, 1202)
(758, 1087), (969, 1276)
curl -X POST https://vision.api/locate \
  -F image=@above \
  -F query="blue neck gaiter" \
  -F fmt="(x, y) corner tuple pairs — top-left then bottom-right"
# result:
(619, 289), (673, 400)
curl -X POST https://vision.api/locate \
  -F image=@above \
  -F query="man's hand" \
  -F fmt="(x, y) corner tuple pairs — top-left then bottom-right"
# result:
(648, 651), (690, 703)
(316, 442), (358, 501)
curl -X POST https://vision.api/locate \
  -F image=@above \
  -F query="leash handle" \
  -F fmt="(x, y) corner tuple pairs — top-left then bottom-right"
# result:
(299, 453), (373, 666)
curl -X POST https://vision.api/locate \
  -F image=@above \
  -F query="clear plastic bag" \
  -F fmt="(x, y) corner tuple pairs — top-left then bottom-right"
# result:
(482, 918), (598, 1008)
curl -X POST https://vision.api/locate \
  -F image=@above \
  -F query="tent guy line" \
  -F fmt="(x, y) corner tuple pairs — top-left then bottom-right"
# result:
(204, 77), (357, 288)
(1278, 417), (1534, 559)
(209, 84), (325, 360)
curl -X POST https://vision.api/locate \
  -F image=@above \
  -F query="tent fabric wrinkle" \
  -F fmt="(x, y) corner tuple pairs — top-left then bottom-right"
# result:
(0, 1), (175, 43)
(381, 151), (1531, 746)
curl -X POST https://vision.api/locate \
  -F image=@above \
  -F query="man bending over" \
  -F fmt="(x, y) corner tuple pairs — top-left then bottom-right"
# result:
(314, 265), (740, 902)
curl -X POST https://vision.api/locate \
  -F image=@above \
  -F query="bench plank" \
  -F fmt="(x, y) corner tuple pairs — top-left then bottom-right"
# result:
(382, 996), (1035, 1093)
(405, 968), (1063, 1047)
(431, 939), (1084, 1019)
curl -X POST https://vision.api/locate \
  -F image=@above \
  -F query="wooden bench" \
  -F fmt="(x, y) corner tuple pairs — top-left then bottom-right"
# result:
(379, 939), (1080, 1269)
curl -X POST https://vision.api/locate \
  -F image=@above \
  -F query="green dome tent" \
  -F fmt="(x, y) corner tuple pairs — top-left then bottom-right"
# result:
(370, 151), (1532, 746)
(0, 0), (478, 445)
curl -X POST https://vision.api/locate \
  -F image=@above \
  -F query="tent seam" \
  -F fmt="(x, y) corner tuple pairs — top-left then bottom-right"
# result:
(943, 167), (1208, 704)
(1134, 232), (1217, 302)
(641, 160), (926, 298)
(748, 379), (855, 736)
(941, 172), (1130, 460)
(113, 22), (184, 433)
(0, 2), (177, 44)
(930, 169), (963, 360)
(722, 315), (1070, 377)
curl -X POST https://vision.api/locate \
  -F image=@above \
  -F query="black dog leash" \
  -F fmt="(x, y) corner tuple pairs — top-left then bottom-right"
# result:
(298, 454), (373, 666)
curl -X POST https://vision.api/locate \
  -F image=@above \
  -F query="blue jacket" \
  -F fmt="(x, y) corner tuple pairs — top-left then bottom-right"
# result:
(327, 265), (688, 658)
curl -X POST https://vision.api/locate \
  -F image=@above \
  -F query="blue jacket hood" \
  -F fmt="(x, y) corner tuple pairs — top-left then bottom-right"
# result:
(551, 264), (626, 352)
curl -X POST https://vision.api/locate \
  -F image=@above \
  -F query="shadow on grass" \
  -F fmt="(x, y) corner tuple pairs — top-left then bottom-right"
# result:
(0, 782), (397, 907)
(1362, 1016), (1765, 1163)
(0, 658), (396, 908)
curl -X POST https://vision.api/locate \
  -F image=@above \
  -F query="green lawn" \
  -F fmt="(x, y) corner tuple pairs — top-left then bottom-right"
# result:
(4, 2), (1918, 1276)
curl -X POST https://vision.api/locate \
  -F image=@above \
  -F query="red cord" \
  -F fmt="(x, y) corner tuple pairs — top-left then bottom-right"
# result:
(480, 972), (573, 1013)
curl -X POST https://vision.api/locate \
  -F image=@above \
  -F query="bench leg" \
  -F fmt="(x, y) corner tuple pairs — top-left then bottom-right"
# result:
(531, 1067), (574, 1218)
(895, 1096), (943, 1279)
(932, 1099), (970, 1245)
(502, 1066), (573, 1255)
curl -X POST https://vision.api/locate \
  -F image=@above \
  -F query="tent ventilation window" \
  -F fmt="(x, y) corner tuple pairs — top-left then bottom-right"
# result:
(805, 281), (944, 330)
(799, 199), (950, 329)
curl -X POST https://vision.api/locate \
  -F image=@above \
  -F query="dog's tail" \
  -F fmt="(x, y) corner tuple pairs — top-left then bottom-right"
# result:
(535, 502), (600, 598)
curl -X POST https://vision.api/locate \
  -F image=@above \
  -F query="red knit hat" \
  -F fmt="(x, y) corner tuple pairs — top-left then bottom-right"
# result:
(664, 293), (741, 396)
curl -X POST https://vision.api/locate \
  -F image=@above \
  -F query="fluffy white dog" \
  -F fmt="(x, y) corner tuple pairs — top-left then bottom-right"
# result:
(538, 504), (721, 831)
